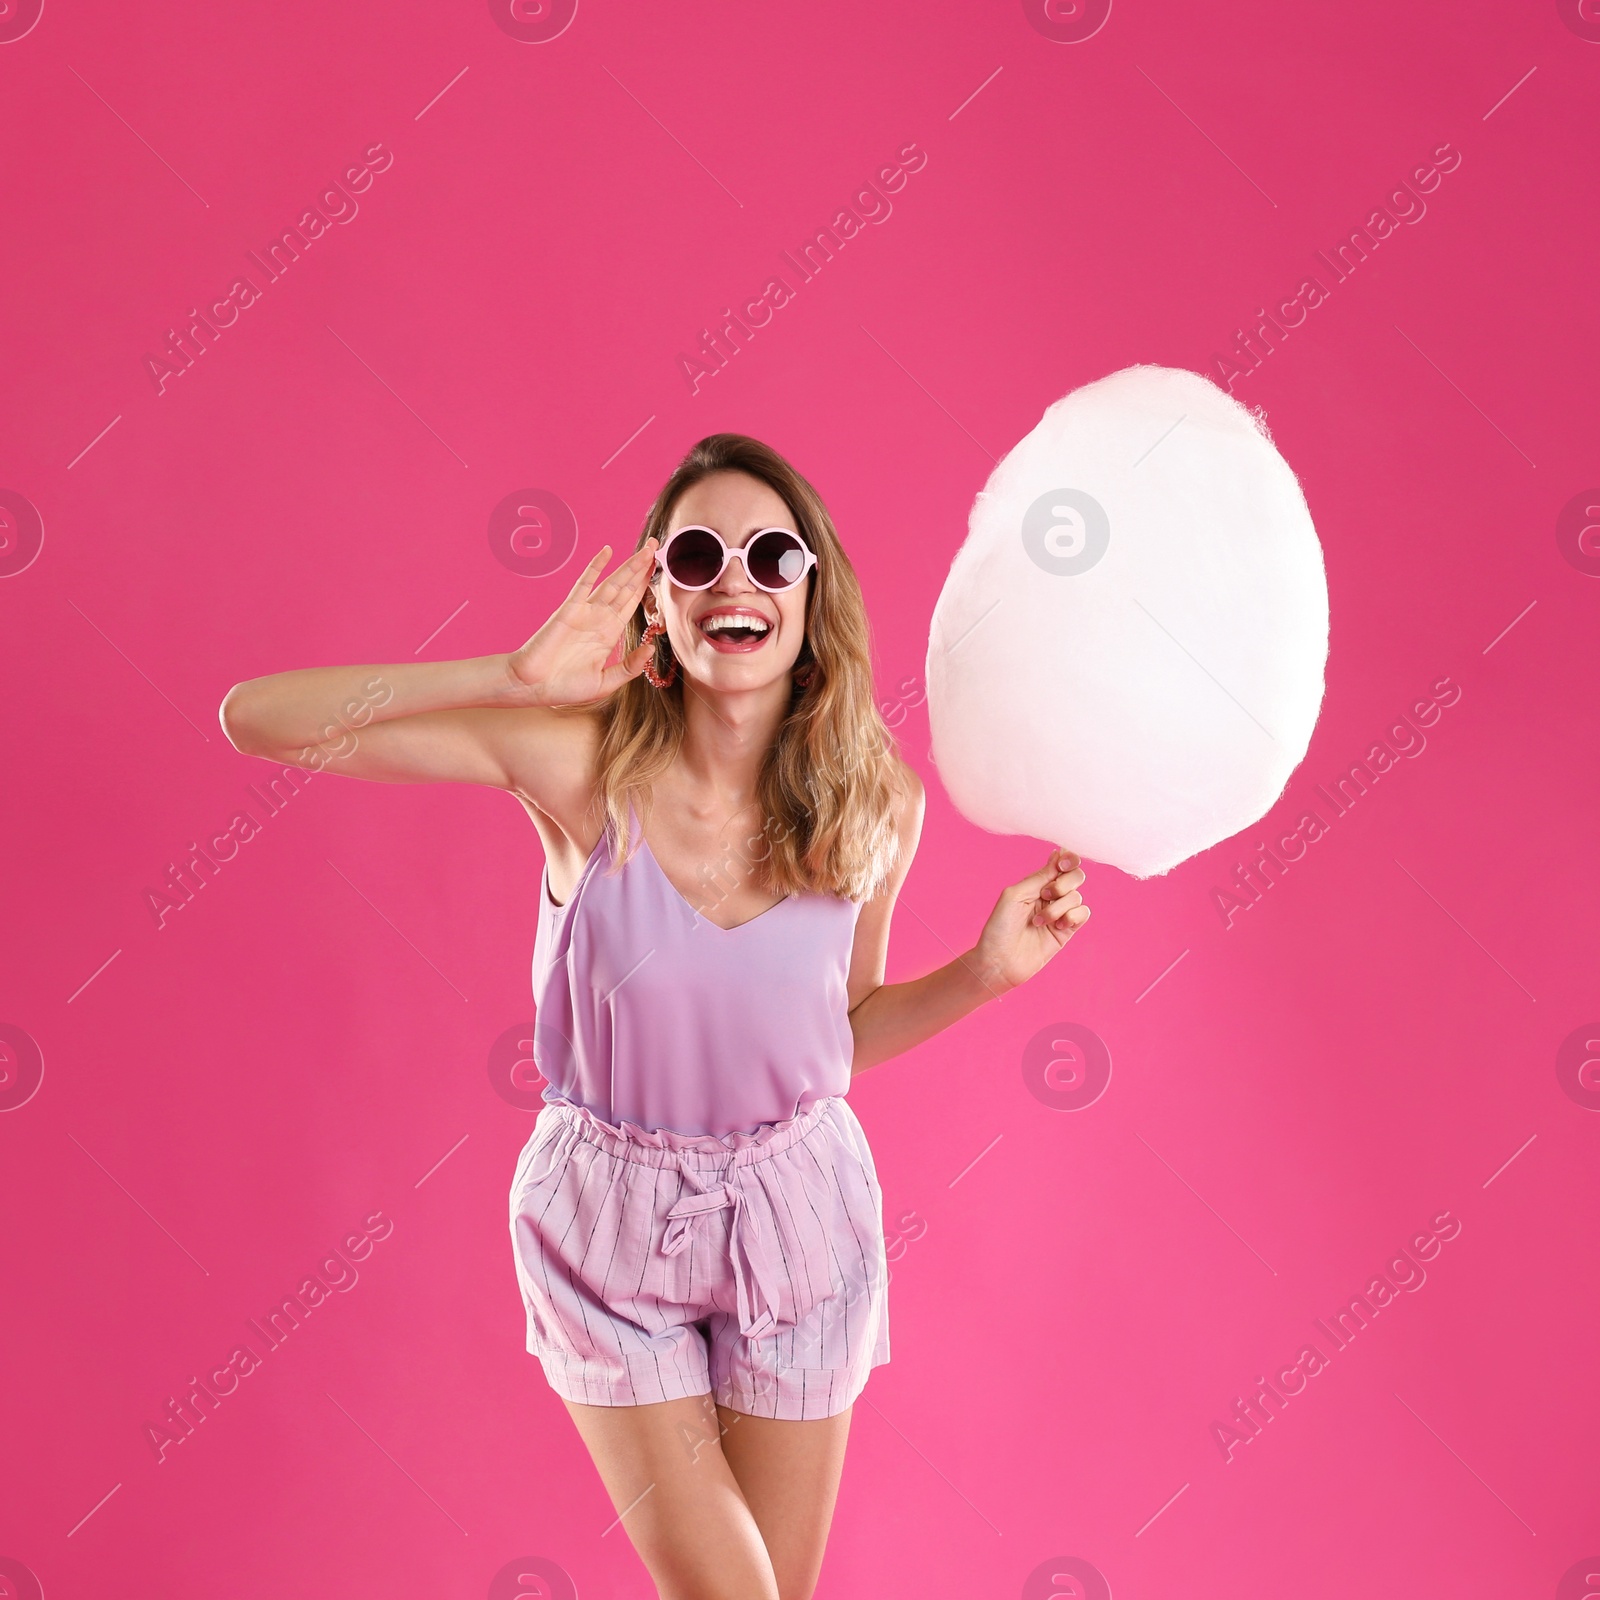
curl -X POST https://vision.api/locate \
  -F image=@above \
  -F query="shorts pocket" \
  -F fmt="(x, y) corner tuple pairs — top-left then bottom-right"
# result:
(509, 1116), (570, 1206)
(509, 1140), (577, 1358)
(778, 1134), (888, 1370)
(521, 1275), (565, 1358)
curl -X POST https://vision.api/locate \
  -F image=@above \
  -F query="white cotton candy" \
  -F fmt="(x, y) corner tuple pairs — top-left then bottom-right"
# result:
(925, 364), (1329, 878)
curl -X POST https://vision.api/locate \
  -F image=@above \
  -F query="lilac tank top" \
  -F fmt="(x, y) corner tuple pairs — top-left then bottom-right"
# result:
(531, 804), (864, 1138)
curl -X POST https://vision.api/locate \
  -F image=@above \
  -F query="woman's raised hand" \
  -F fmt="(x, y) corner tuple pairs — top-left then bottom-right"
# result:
(506, 539), (661, 706)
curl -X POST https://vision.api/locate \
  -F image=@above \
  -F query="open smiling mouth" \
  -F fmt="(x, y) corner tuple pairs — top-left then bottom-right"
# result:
(698, 613), (772, 652)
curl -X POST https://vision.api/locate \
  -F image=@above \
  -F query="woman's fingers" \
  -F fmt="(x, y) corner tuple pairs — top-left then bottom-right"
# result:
(630, 538), (660, 601)
(1031, 848), (1088, 928)
(564, 545), (612, 605)
(614, 537), (659, 611)
(566, 540), (657, 616)
(1017, 847), (1078, 895)
(1014, 848), (1092, 930)
(1041, 866), (1086, 898)
(1037, 860), (1086, 903)
(1034, 890), (1081, 925)
(596, 539), (660, 614)
(1039, 900), (1090, 927)
(599, 634), (655, 694)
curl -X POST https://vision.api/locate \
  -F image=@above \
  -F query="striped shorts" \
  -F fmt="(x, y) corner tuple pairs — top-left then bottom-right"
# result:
(508, 1093), (890, 1421)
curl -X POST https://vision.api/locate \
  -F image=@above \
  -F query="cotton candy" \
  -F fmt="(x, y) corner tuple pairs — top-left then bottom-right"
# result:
(925, 364), (1329, 878)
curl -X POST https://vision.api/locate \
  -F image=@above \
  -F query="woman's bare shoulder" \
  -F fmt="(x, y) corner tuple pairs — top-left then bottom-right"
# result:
(890, 754), (926, 829)
(881, 754), (926, 888)
(495, 702), (609, 856)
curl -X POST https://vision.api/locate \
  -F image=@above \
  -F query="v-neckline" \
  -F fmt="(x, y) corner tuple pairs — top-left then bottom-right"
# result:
(635, 823), (795, 934)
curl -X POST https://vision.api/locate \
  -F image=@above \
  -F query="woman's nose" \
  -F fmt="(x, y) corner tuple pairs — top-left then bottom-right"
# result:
(712, 549), (756, 593)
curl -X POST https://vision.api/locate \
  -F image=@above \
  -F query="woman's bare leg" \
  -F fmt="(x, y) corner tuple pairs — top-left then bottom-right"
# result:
(561, 1394), (779, 1600)
(714, 1403), (853, 1600)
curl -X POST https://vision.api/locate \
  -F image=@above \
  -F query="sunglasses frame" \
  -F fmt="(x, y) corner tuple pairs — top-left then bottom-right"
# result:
(653, 524), (818, 594)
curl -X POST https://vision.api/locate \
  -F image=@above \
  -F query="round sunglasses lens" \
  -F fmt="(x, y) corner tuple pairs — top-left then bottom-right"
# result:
(664, 528), (724, 587)
(748, 530), (808, 589)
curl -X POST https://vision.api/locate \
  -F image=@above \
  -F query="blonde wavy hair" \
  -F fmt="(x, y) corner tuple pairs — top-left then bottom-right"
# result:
(593, 434), (906, 903)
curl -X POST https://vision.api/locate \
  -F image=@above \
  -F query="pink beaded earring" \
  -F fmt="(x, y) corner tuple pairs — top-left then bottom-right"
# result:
(640, 614), (678, 688)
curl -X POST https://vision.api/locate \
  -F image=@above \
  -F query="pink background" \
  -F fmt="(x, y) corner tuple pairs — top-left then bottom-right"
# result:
(2, 1), (1598, 1596)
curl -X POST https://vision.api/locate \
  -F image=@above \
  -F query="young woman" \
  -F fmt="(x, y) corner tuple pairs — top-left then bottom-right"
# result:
(219, 434), (1090, 1600)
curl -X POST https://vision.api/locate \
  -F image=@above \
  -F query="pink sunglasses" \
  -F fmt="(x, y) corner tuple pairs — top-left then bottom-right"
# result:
(654, 524), (818, 593)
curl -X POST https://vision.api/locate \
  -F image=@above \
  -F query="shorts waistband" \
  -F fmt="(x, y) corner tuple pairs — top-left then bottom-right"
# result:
(537, 1095), (839, 1170)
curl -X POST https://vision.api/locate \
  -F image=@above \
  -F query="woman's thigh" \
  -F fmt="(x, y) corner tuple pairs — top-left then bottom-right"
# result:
(560, 1394), (852, 1600)
(561, 1393), (779, 1600)
(715, 1402), (853, 1600)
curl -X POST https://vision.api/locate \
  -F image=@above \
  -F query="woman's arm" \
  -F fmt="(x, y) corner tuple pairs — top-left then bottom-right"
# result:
(217, 540), (658, 799)
(848, 950), (1013, 1076)
(846, 766), (1089, 1075)
(221, 653), (527, 777)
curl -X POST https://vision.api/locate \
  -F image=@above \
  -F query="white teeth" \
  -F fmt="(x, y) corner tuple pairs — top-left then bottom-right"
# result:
(701, 614), (770, 635)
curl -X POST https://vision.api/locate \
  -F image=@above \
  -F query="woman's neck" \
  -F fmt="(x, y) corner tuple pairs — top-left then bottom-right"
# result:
(674, 675), (792, 811)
